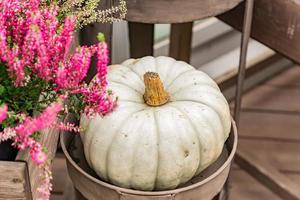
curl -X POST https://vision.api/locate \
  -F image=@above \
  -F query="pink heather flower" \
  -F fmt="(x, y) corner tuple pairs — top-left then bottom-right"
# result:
(0, 0), (116, 116)
(0, 0), (77, 85)
(0, 1), (116, 199)
(31, 149), (47, 164)
(55, 46), (95, 89)
(0, 127), (16, 142)
(14, 103), (62, 144)
(0, 0), (41, 85)
(55, 16), (76, 61)
(96, 42), (109, 88)
(53, 121), (82, 133)
(0, 104), (8, 123)
(79, 77), (117, 116)
(37, 162), (52, 200)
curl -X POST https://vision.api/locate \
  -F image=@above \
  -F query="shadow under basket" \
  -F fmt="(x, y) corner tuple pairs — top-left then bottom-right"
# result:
(61, 119), (238, 200)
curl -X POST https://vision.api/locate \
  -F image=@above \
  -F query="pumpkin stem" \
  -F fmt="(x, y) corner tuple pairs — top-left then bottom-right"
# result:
(143, 72), (169, 106)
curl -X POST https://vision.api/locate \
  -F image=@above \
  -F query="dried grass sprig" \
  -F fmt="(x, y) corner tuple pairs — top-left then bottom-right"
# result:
(53, 0), (127, 28)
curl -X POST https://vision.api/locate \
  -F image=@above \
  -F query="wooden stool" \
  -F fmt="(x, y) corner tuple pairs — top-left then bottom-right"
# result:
(126, 0), (243, 63)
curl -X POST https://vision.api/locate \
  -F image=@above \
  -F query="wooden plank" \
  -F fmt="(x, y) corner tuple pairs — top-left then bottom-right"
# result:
(51, 194), (63, 200)
(232, 62), (300, 200)
(230, 169), (281, 200)
(236, 148), (300, 200)
(0, 161), (31, 200)
(234, 164), (300, 185)
(128, 22), (154, 58)
(169, 22), (193, 63)
(219, 0), (300, 64)
(238, 111), (300, 140)
(265, 66), (300, 87)
(241, 85), (300, 112)
(235, 135), (300, 200)
(60, 182), (86, 200)
(238, 139), (300, 173)
(125, 0), (242, 23)
(218, 54), (285, 91)
(52, 154), (70, 194)
(16, 127), (60, 200)
(285, 173), (300, 186)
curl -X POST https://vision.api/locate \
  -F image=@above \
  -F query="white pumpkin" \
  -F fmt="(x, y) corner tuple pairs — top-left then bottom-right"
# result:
(80, 56), (231, 191)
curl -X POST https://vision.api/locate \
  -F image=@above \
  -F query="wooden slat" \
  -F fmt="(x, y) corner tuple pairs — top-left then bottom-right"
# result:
(238, 111), (300, 140)
(233, 65), (300, 200)
(240, 85), (300, 112)
(169, 22), (193, 63)
(230, 169), (281, 200)
(51, 194), (63, 200)
(0, 161), (31, 200)
(218, 54), (285, 91)
(125, 0), (242, 23)
(285, 173), (300, 185)
(128, 22), (154, 58)
(265, 66), (300, 87)
(239, 139), (300, 173)
(236, 148), (300, 200)
(52, 154), (70, 194)
(234, 164), (300, 185)
(219, 0), (300, 64)
(16, 127), (60, 200)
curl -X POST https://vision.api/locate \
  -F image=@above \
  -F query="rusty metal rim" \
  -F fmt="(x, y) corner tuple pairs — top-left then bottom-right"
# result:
(61, 118), (238, 196)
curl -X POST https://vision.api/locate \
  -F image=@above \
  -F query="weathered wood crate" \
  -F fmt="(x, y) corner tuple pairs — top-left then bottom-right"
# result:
(0, 127), (59, 200)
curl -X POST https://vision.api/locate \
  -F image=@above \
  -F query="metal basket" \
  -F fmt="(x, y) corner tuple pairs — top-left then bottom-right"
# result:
(61, 119), (237, 200)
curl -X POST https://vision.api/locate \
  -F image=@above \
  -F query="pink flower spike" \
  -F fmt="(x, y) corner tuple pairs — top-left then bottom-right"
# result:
(37, 162), (52, 200)
(31, 150), (47, 165)
(0, 104), (8, 123)
(0, 128), (16, 142)
(96, 42), (109, 88)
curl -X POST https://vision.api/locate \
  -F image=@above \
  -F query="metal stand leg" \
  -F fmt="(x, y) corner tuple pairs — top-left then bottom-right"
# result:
(219, 1), (254, 200)
(234, 0), (255, 126)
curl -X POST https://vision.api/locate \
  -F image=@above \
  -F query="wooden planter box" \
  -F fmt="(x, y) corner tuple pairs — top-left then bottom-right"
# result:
(0, 127), (59, 200)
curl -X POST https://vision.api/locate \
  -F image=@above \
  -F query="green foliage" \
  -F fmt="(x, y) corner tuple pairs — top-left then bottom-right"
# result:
(0, 63), (59, 127)
(67, 94), (85, 119)
(31, 131), (42, 140)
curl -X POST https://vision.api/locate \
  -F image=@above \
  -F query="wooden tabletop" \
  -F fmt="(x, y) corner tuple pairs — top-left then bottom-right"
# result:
(125, 0), (242, 23)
